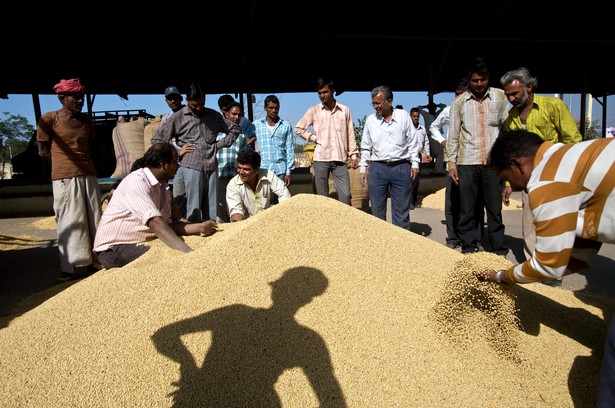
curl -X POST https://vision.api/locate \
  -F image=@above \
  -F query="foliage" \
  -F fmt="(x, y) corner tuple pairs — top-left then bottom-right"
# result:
(581, 120), (602, 140)
(0, 112), (34, 163)
(294, 143), (305, 154)
(354, 115), (366, 147)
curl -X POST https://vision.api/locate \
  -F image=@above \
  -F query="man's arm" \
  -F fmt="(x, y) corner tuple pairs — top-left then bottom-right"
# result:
(226, 178), (247, 222)
(294, 108), (316, 143)
(429, 108), (448, 144)
(147, 216), (192, 253)
(553, 99), (583, 144)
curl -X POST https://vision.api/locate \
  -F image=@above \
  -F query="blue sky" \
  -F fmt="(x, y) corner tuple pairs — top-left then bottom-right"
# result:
(1, 91), (614, 139)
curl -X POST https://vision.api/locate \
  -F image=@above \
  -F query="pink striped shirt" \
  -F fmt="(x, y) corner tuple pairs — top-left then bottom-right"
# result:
(504, 138), (615, 283)
(93, 168), (172, 251)
(294, 101), (358, 162)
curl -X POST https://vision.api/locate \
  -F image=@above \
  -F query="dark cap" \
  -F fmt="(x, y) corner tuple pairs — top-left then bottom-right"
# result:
(164, 86), (181, 97)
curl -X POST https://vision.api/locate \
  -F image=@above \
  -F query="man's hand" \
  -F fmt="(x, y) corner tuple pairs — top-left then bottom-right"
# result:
(196, 220), (218, 236)
(502, 184), (512, 206)
(478, 269), (507, 283)
(179, 143), (196, 158)
(410, 167), (419, 180)
(448, 167), (459, 186)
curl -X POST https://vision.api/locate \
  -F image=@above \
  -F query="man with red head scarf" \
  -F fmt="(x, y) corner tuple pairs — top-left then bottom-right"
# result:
(37, 78), (102, 283)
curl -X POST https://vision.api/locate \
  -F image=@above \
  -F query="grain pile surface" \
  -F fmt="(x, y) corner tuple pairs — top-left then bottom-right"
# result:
(422, 187), (522, 211)
(0, 194), (613, 407)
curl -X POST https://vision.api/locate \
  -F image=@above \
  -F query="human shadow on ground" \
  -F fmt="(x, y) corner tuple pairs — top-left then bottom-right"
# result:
(410, 221), (432, 237)
(151, 266), (347, 407)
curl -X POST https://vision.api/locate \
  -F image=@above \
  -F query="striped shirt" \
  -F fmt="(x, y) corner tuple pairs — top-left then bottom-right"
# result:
(294, 101), (359, 162)
(359, 108), (420, 171)
(253, 118), (295, 177)
(446, 88), (509, 165)
(93, 168), (172, 252)
(503, 95), (582, 144)
(503, 138), (615, 283)
(226, 169), (291, 219)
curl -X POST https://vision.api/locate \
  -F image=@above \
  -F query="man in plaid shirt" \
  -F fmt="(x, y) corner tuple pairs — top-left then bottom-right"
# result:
(253, 94), (295, 190)
(216, 101), (250, 222)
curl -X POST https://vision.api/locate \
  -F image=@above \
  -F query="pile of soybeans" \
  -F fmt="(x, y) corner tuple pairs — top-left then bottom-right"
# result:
(0, 194), (613, 407)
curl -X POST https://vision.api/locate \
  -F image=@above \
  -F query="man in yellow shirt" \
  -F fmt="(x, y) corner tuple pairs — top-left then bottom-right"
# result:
(500, 67), (582, 280)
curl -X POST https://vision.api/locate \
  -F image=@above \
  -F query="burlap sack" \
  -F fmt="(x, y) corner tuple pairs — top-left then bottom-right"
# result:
(143, 116), (163, 154)
(110, 117), (150, 179)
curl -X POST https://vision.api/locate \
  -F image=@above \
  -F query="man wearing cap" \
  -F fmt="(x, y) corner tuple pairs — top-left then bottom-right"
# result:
(37, 78), (103, 283)
(159, 86), (188, 217)
(161, 86), (184, 124)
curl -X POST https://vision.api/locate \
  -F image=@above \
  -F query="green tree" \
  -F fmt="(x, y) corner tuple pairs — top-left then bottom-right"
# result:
(354, 115), (366, 147)
(581, 120), (602, 140)
(0, 112), (34, 165)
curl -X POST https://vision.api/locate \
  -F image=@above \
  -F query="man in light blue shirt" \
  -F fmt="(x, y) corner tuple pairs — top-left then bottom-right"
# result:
(253, 95), (295, 190)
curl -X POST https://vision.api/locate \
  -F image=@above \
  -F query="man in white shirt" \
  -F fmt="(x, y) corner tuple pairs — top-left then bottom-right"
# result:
(409, 107), (432, 210)
(359, 85), (420, 231)
(226, 149), (291, 222)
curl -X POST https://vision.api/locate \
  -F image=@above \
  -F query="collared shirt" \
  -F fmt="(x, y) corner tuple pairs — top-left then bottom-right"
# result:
(93, 167), (172, 252)
(413, 122), (430, 156)
(239, 116), (256, 140)
(294, 101), (359, 162)
(359, 108), (420, 172)
(503, 139), (615, 283)
(217, 132), (248, 179)
(446, 87), (509, 165)
(503, 94), (582, 144)
(151, 106), (240, 172)
(429, 106), (451, 144)
(253, 118), (295, 176)
(226, 169), (291, 219)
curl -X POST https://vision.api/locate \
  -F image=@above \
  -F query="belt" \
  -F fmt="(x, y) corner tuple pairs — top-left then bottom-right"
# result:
(374, 159), (408, 167)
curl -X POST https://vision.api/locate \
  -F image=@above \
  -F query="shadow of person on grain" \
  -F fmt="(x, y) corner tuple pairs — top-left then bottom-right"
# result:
(514, 285), (612, 406)
(151, 266), (347, 407)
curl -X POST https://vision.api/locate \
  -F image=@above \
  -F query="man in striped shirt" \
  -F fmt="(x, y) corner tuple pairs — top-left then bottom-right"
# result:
(446, 57), (510, 255)
(93, 143), (217, 269)
(483, 129), (615, 406)
(295, 78), (359, 205)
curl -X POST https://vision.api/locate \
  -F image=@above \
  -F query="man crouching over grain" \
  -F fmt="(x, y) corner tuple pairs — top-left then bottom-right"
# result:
(226, 148), (291, 222)
(93, 143), (217, 269)
(480, 129), (615, 406)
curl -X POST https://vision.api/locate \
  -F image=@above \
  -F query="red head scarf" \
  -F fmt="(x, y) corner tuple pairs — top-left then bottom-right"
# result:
(53, 78), (86, 94)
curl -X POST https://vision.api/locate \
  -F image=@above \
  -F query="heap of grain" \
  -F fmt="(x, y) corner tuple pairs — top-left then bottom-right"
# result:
(422, 187), (522, 211)
(1, 194), (613, 407)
